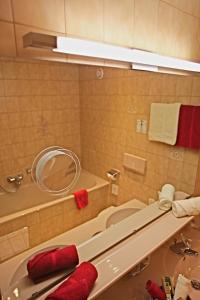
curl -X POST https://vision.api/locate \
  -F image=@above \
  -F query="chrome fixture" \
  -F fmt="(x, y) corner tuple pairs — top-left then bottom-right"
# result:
(26, 167), (32, 175)
(7, 174), (24, 186)
(106, 169), (120, 181)
(170, 233), (198, 257)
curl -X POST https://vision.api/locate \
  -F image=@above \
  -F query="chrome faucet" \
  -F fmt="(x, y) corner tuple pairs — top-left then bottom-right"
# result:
(170, 233), (198, 256)
(7, 174), (24, 186)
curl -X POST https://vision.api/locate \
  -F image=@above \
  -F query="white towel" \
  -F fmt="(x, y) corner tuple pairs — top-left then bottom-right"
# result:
(174, 274), (190, 300)
(172, 197), (200, 218)
(148, 103), (181, 145)
(158, 184), (175, 211)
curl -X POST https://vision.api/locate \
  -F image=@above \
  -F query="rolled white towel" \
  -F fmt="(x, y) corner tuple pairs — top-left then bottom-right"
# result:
(174, 274), (190, 300)
(158, 184), (175, 211)
(172, 197), (200, 218)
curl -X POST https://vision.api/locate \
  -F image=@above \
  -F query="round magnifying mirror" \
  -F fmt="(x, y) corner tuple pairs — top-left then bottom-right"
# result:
(31, 146), (81, 195)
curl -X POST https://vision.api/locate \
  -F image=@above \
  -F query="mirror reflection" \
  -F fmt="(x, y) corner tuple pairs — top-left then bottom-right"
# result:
(0, 55), (199, 263)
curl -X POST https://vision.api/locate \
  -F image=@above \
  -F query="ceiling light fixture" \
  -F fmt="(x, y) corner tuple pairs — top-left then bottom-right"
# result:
(23, 33), (200, 73)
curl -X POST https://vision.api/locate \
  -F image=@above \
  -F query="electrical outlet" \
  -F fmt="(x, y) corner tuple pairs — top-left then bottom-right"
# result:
(111, 184), (119, 196)
(170, 148), (184, 161)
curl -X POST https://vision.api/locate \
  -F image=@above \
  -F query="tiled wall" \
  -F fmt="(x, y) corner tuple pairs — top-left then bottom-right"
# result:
(79, 66), (200, 204)
(0, 57), (80, 188)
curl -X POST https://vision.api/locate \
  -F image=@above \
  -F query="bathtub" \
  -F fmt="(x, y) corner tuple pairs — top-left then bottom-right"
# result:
(0, 169), (108, 220)
(0, 170), (110, 260)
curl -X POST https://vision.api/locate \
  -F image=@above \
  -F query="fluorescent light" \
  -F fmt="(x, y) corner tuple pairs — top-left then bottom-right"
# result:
(54, 37), (137, 61)
(132, 63), (158, 72)
(23, 33), (200, 73)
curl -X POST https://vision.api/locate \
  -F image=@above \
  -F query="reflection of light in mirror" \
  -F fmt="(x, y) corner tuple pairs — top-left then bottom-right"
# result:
(13, 287), (19, 298)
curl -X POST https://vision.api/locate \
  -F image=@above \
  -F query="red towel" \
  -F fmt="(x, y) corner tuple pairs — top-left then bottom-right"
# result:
(146, 280), (166, 300)
(46, 262), (98, 300)
(176, 105), (200, 150)
(27, 245), (79, 282)
(73, 189), (88, 209)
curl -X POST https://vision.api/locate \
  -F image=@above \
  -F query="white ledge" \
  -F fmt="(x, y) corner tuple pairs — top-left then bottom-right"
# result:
(0, 205), (193, 299)
(88, 211), (193, 299)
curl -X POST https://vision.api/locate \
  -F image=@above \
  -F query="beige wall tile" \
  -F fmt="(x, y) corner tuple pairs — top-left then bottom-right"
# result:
(65, 0), (103, 41)
(156, 2), (197, 60)
(29, 224), (42, 247)
(0, 21), (16, 57)
(104, 0), (134, 47)
(176, 76), (193, 96)
(0, 80), (5, 96)
(133, 0), (158, 52)
(174, 0), (200, 17)
(192, 77), (200, 96)
(182, 163), (198, 186)
(12, 0), (65, 33)
(0, 0), (13, 22)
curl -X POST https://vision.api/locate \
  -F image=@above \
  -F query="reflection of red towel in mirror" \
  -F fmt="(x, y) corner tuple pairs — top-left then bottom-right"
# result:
(73, 189), (88, 209)
(146, 280), (166, 300)
(176, 105), (200, 150)
(27, 245), (79, 282)
(46, 262), (98, 300)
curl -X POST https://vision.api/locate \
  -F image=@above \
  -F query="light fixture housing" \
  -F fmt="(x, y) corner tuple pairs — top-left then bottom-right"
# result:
(23, 32), (200, 73)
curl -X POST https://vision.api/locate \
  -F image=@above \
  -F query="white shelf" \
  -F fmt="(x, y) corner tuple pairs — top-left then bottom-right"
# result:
(88, 212), (193, 299)
(0, 207), (193, 299)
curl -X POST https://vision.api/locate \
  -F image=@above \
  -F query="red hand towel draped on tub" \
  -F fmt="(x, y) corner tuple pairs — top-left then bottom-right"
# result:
(176, 105), (200, 150)
(27, 245), (79, 282)
(46, 262), (98, 300)
(73, 189), (88, 209)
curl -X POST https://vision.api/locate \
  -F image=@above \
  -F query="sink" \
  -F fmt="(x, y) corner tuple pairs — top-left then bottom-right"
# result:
(106, 208), (140, 228)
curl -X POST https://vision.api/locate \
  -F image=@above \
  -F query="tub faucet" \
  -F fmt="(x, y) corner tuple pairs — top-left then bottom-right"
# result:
(7, 174), (24, 186)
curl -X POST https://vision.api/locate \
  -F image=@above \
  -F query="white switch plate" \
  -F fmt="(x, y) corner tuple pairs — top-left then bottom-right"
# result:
(112, 184), (119, 196)
(136, 119), (142, 133)
(141, 119), (147, 134)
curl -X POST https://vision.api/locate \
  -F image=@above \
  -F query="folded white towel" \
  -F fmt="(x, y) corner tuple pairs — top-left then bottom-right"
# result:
(172, 197), (200, 218)
(158, 184), (175, 211)
(148, 103), (181, 145)
(174, 274), (190, 300)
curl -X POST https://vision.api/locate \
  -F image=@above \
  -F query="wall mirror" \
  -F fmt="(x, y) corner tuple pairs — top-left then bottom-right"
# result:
(0, 13), (200, 261)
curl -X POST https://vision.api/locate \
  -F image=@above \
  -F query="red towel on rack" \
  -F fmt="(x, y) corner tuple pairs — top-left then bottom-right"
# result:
(176, 105), (200, 150)
(46, 262), (98, 300)
(27, 245), (79, 282)
(73, 189), (88, 209)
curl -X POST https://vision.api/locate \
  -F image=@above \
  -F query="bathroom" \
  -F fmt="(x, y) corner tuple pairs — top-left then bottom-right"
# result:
(0, 0), (200, 299)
